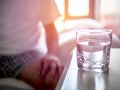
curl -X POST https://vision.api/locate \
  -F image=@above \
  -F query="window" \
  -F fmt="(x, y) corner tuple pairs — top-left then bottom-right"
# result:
(55, 0), (95, 20)
(55, 0), (98, 32)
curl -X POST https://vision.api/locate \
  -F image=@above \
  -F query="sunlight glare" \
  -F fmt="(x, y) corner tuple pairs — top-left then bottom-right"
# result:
(55, 0), (90, 32)
(69, 0), (89, 16)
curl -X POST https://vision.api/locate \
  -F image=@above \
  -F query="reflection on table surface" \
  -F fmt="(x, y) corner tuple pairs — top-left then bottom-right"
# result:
(56, 48), (120, 90)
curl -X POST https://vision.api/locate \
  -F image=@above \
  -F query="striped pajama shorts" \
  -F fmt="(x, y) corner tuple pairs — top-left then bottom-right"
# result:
(0, 49), (43, 78)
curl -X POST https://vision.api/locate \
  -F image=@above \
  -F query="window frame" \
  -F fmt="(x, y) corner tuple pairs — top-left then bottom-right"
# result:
(64, 0), (95, 20)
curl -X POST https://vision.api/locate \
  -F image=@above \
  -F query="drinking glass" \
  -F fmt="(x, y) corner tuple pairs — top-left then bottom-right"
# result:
(76, 28), (112, 72)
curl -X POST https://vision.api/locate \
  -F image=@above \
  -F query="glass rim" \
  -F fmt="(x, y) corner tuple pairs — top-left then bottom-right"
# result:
(76, 28), (112, 33)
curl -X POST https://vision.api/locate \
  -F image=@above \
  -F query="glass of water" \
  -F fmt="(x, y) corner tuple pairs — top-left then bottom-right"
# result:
(76, 28), (112, 72)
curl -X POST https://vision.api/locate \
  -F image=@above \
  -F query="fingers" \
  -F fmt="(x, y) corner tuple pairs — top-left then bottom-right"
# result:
(41, 61), (50, 78)
(56, 62), (64, 78)
(44, 62), (64, 85)
(38, 59), (56, 80)
(53, 62), (64, 85)
(38, 55), (64, 86)
(44, 62), (57, 84)
(48, 62), (57, 79)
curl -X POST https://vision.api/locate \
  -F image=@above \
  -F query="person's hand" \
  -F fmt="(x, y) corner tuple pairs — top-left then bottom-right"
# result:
(38, 54), (64, 88)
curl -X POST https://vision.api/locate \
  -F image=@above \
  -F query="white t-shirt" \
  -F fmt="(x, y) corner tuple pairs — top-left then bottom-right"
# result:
(0, 0), (59, 55)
